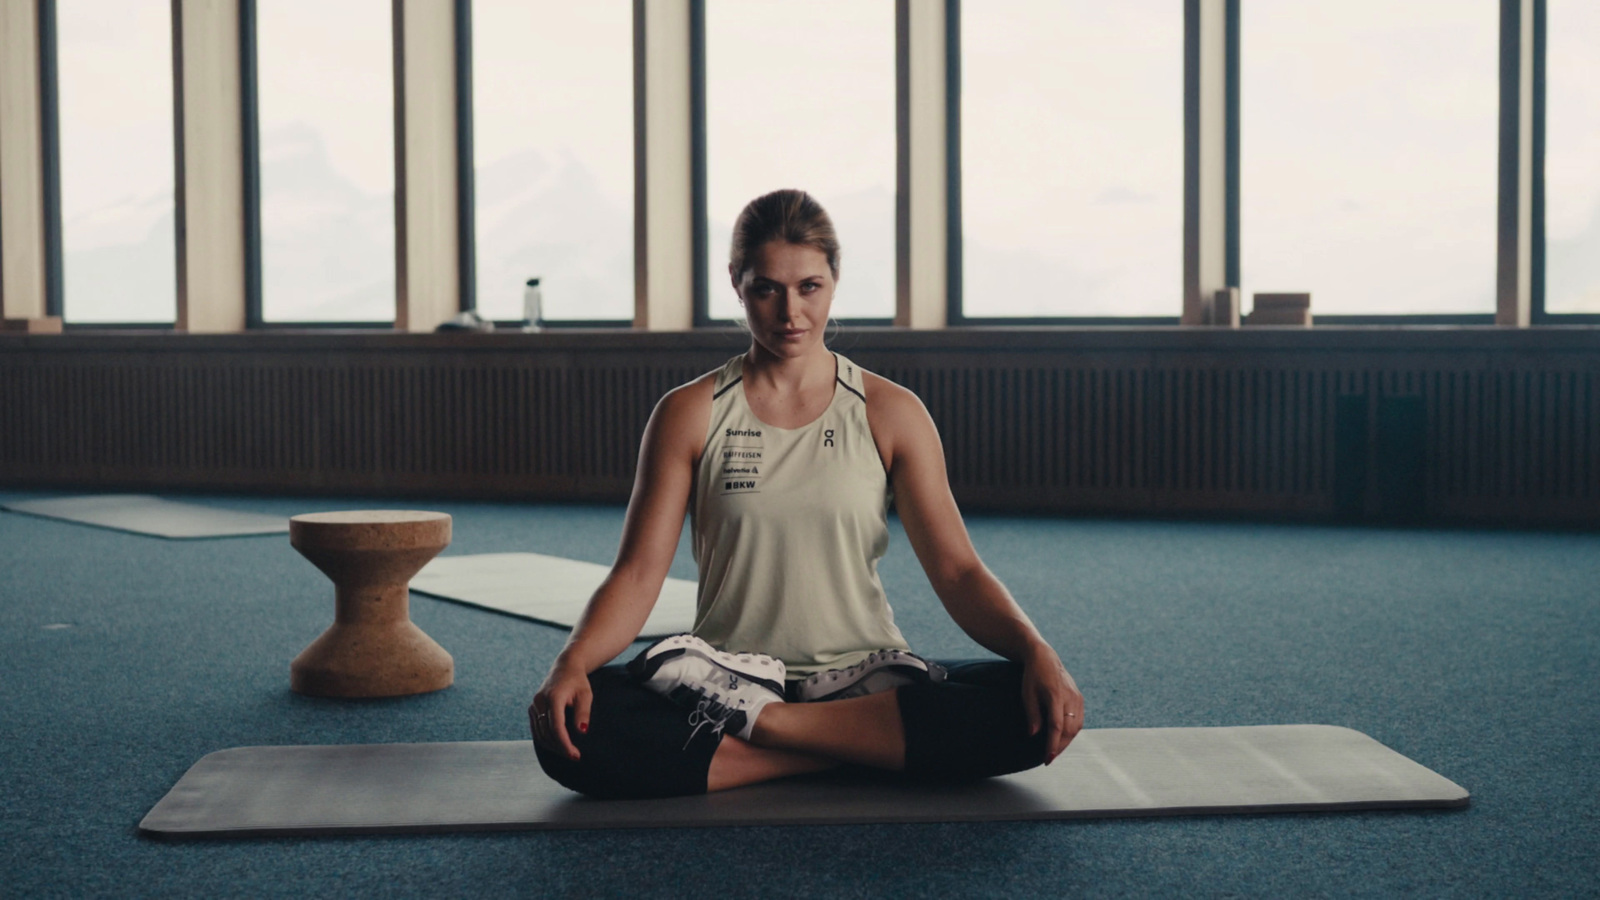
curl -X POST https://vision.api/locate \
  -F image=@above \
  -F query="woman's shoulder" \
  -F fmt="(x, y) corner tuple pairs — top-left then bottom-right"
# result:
(656, 368), (719, 420)
(858, 366), (937, 461)
(858, 367), (927, 418)
(633, 371), (718, 466)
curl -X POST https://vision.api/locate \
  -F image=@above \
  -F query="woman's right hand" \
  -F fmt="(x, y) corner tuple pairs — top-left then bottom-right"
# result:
(527, 380), (707, 762)
(530, 659), (593, 761)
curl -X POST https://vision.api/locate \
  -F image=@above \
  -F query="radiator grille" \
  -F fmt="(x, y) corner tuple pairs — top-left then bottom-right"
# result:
(1, 339), (1595, 524)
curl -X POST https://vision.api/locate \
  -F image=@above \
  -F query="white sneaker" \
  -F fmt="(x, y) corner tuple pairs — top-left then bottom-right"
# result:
(626, 634), (786, 743)
(794, 649), (947, 703)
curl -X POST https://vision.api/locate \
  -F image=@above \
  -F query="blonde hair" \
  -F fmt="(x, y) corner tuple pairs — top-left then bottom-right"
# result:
(728, 189), (841, 280)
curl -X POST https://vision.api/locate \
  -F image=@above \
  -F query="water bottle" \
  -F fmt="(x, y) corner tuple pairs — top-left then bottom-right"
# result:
(522, 277), (543, 332)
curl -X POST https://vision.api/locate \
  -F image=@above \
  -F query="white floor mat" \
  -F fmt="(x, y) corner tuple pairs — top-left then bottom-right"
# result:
(410, 552), (698, 637)
(1, 494), (288, 539)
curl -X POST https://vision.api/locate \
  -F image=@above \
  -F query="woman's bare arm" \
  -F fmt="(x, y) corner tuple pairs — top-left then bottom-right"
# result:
(864, 373), (1085, 760)
(532, 374), (712, 759)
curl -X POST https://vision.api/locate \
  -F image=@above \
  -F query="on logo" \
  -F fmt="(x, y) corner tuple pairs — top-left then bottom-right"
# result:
(823, 428), (835, 448)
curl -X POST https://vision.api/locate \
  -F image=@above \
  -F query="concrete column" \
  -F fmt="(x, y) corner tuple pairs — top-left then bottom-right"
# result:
(894, 0), (946, 329)
(632, 0), (695, 331)
(1183, 0), (1229, 326)
(174, 0), (247, 333)
(393, 0), (460, 333)
(0, 0), (54, 327)
(1495, 0), (1534, 327)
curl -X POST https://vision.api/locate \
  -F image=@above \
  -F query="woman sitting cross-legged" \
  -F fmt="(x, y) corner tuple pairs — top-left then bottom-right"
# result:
(530, 189), (1084, 799)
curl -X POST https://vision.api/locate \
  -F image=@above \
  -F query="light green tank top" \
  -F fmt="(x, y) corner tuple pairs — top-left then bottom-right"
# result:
(690, 353), (911, 676)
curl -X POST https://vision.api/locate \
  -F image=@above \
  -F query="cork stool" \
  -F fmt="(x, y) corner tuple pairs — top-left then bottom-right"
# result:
(289, 511), (454, 698)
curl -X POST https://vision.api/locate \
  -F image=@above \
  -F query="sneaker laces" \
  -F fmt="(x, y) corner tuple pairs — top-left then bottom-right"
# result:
(813, 650), (903, 686)
(683, 691), (742, 749)
(797, 649), (945, 702)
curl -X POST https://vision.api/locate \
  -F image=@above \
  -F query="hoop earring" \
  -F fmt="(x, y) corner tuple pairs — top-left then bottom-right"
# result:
(826, 316), (840, 345)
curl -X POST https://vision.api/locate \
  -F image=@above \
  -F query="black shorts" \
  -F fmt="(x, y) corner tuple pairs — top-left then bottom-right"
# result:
(533, 659), (1048, 800)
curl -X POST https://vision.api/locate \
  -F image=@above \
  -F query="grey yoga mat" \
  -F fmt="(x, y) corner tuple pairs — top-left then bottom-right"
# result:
(410, 552), (698, 637)
(1, 494), (289, 539)
(139, 725), (1468, 837)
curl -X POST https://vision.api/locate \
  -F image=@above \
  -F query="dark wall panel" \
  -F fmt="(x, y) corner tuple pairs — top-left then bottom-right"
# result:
(2, 329), (1596, 525)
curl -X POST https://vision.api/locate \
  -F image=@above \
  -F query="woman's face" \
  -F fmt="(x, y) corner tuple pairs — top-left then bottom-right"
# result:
(732, 241), (836, 360)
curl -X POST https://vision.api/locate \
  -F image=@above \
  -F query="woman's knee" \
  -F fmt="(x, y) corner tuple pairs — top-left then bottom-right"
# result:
(531, 666), (721, 800)
(532, 726), (682, 800)
(532, 731), (601, 797)
(897, 659), (1047, 782)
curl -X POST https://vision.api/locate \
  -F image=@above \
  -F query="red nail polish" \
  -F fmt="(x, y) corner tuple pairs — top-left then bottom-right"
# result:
(579, 722), (588, 733)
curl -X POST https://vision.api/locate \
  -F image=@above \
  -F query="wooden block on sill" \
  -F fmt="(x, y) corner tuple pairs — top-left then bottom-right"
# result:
(1, 316), (63, 334)
(1201, 287), (1241, 327)
(1252, 292), (1312, 311)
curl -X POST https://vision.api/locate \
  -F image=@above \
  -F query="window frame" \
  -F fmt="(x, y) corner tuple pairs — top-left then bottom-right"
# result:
(693, 0), (896, 328)
(949, 0), (1518, 326)
(21, 0), (1597, 332)
(946, 0), (1185, 326)
(40, 0), (181, 331)
(1531, 0), (1600, 324)
(1230, 0), (1514, 326)
(460, 0), (633, 330)
(240, 0), (398, 330)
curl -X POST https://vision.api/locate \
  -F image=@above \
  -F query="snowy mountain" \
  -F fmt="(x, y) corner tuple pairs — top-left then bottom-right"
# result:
(472, 147), (632, 322)
(258, 122), (395, 322)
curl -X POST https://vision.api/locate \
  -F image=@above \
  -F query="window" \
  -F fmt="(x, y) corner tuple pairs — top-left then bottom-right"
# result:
(55, 0), (175, 324)
(1544, 0), (1600, 314)
(254, 0), (394, 323)
(1241, 1), (1498, 317)
(704, 0), (895, 321)
(960, 0), (1182, 319)
(472, 0), (633, 323)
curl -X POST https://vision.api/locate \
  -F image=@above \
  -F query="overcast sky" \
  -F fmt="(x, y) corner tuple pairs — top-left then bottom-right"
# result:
(55, 0), (173, 323)
(255, 0), (395, 322)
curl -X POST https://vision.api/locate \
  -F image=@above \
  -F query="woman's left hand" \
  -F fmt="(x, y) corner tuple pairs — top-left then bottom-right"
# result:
(1020, 642), (1084, 763)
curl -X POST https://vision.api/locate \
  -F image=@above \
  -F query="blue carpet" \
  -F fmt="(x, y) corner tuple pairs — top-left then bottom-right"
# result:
(0, 490), (1595, 898)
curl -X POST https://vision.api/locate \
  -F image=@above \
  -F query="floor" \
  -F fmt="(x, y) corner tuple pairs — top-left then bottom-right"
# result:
(1, 490), (1595, 898)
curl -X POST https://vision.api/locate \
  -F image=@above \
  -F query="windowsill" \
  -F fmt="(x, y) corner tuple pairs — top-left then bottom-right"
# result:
(5, 323), (1598, 355)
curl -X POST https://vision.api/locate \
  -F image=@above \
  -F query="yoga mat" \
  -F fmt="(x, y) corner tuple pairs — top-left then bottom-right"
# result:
(410, 552), (698, 637)
(139, 725), (1468, 837)
(1, 494), (289, 539)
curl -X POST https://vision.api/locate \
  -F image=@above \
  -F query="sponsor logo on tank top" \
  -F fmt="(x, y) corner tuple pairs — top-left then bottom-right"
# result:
(717, 424), (763, 495)
(823, 428), (835, 448)
(720, 462), (761, 493)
